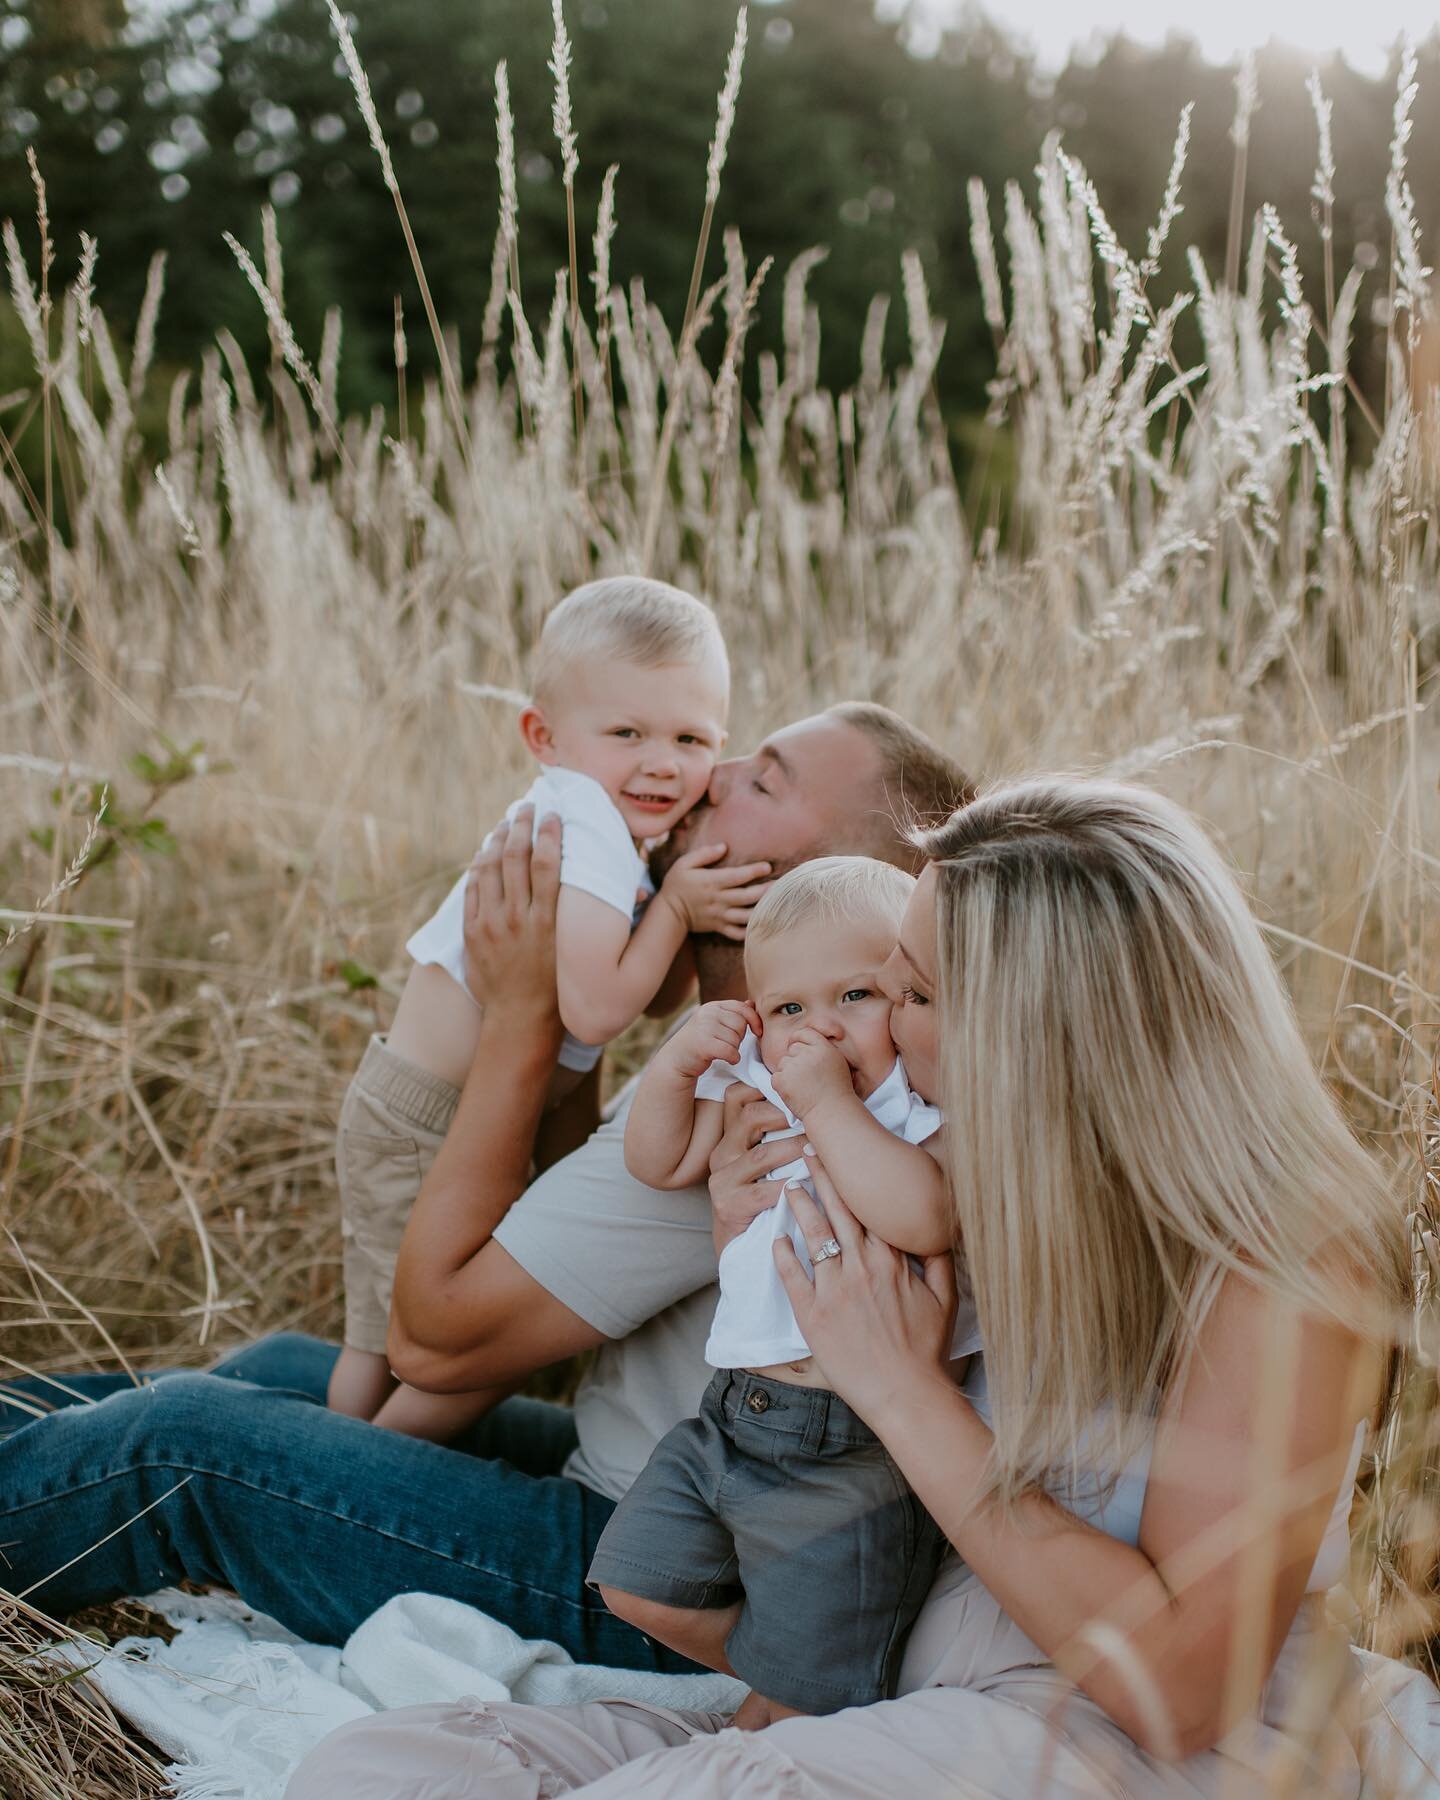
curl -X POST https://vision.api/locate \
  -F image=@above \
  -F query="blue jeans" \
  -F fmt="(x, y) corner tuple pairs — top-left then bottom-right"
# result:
(0, 1333), (697, 1670)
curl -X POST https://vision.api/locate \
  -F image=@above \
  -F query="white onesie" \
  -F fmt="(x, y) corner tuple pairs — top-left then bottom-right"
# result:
(406, 766), (655, 1073)
(696, 1030), (981, 1368)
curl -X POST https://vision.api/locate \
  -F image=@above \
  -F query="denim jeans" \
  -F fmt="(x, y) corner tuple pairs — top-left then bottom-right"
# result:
(0, 1332), (698, 1669)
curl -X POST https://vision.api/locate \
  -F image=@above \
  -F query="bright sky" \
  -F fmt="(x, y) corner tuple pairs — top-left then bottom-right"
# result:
(896, 0), (1436, 73)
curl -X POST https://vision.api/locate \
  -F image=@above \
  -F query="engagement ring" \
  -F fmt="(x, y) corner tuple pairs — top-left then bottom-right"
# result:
(812, 1237), (842, 1265)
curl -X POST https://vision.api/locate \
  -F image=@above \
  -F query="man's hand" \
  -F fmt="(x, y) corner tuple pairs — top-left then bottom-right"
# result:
(462, 806), (562, 1032)
(707, 1081), (801, 1252)
(770, 1027), (855, 1120)
(655, 843), (772, 941)
(662, 999), (762, 1083)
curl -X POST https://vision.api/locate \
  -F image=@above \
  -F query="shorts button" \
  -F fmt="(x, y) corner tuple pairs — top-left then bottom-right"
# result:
(746, 1390), (770, 1414)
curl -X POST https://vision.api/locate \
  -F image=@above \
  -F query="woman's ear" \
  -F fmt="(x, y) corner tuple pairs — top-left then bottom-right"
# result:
(519, 704), (557, 763)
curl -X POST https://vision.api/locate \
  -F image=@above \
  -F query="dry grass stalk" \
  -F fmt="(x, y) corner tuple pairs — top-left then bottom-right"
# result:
(0, 39), (1437, 1795)
(0, 1591), (171, 1799)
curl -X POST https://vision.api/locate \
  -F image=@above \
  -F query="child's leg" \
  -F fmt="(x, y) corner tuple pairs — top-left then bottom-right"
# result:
(595, 1589), (742, 1676)
(330, 1032), (461, 1420)
(721, 1377), (947, 1717)
(327, 1346), (396, 1419)
(586, 1383), (747, 1669)
(371, 1381), (515, 1443)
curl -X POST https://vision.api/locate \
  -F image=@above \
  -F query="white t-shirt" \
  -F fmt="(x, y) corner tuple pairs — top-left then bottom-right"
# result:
(695, 1030), (981, 1368)
(406, 767), (655, 1073)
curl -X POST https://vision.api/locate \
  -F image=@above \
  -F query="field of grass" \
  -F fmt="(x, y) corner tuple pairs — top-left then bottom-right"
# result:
(0, 11), (1437, 1794)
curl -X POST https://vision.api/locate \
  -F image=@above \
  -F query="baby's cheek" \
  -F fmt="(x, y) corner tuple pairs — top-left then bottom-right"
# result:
(858, 1009), (900, 1077)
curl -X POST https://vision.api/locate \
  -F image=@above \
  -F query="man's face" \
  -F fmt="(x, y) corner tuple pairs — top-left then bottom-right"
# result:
(663, 714), (881, 874)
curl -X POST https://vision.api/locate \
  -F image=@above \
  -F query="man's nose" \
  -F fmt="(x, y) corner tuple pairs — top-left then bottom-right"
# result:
(706, 759), (736, 803)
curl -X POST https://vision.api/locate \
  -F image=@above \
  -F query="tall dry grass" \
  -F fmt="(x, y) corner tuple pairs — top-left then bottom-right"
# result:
(0, 11), (1437, 1792)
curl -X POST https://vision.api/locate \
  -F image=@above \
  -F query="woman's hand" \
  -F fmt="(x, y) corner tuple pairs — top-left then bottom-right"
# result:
(462, 806), (563, 1033)
(707, 1082), (801, 1251)
(774, 1154), (958, 1422)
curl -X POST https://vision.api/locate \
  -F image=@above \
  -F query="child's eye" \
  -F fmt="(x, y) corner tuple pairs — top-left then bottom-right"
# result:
(610, 727), (640, 739)
(775, 1001), (802, 1016)
(678, 734), (706, 747)
(900, 985), (930, 1007)
(751, 777), (771, 796)
(842, 988), (872, 1003)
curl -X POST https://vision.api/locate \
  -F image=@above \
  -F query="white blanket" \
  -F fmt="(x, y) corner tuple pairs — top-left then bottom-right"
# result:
(49, 1589), (1440, 1800)
(51, 1587), (746, 1800)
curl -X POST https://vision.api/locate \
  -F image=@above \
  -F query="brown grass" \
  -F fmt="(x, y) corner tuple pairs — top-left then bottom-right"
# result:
(0, 16), (1437, 1792)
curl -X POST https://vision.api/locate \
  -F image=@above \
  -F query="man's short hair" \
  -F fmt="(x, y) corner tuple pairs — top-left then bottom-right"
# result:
(746, 856), (914, 968)
(825, 702), (976, 872)
(532, 578), (729, 705)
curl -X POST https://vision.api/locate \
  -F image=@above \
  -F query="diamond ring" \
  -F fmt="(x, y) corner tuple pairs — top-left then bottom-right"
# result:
(812, 1237), (843, 1266)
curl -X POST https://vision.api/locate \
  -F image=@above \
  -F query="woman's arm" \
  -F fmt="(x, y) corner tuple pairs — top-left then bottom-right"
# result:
(777, 1163), (1377, 1763)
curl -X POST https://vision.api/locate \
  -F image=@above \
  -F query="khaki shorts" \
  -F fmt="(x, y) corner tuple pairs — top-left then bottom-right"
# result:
(337, 1035), (460, 1354)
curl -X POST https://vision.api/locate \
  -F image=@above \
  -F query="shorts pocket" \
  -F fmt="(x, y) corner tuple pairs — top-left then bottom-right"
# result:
(338, 1130), (423, 1251)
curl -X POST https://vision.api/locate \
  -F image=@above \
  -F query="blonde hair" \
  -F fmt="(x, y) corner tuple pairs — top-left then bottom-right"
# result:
(532, 577), (728, 705)
(745, 855), (914, 978)
(915, 777), (1410, 1500)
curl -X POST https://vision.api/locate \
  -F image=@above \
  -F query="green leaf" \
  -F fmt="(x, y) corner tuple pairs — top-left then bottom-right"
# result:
(339, 958), (379, 992)
(129, 817), (178, 856)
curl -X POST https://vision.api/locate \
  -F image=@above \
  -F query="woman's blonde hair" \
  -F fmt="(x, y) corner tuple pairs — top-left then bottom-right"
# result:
(915, 777), (1410, 1500)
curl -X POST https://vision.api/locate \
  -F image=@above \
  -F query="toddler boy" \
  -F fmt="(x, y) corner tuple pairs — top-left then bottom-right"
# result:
(328, 578), (769, 1438)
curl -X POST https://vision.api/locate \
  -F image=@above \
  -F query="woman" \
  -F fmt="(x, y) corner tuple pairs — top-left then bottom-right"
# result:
(288, 777), (1412, 1797)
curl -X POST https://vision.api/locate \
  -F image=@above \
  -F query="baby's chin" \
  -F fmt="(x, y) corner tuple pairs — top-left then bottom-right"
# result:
(850, 1055), (894, 1100)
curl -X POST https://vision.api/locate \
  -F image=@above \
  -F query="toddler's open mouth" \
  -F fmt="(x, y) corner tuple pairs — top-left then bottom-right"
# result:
(624, 791), (680, 815)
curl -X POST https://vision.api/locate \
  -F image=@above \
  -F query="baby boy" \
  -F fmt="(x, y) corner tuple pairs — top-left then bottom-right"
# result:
(593, 857), (978, 1716)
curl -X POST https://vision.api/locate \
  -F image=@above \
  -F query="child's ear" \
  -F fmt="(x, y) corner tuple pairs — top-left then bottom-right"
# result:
(519, 704), (557, 764)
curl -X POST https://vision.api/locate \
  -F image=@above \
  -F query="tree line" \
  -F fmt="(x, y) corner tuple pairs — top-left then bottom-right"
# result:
(1, 0), (1436, 432)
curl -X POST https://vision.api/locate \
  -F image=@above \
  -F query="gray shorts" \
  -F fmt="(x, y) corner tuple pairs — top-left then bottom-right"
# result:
(586, 1368), (945, 1714)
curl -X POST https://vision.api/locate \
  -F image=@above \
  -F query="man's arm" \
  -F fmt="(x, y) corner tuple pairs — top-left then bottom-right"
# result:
(387, 812), (608, 1394)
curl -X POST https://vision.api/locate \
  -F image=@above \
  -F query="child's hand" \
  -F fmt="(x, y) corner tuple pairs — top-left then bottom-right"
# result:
(771, 1028), (856, 1119)
(657, 844), (771, 940)
(664, 998), (762, 1082)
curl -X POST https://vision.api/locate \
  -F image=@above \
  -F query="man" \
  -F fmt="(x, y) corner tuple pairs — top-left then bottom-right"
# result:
(0, 703), (971, 1669)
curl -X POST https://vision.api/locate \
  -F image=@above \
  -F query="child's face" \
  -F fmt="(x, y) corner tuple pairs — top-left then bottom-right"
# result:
(747, 915), (899, 1102)
(526, 657), (728, 842)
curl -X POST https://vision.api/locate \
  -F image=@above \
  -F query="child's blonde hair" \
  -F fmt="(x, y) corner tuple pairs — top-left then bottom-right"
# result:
(532, 578), (729, 705)
(745, 856), (914, 979)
